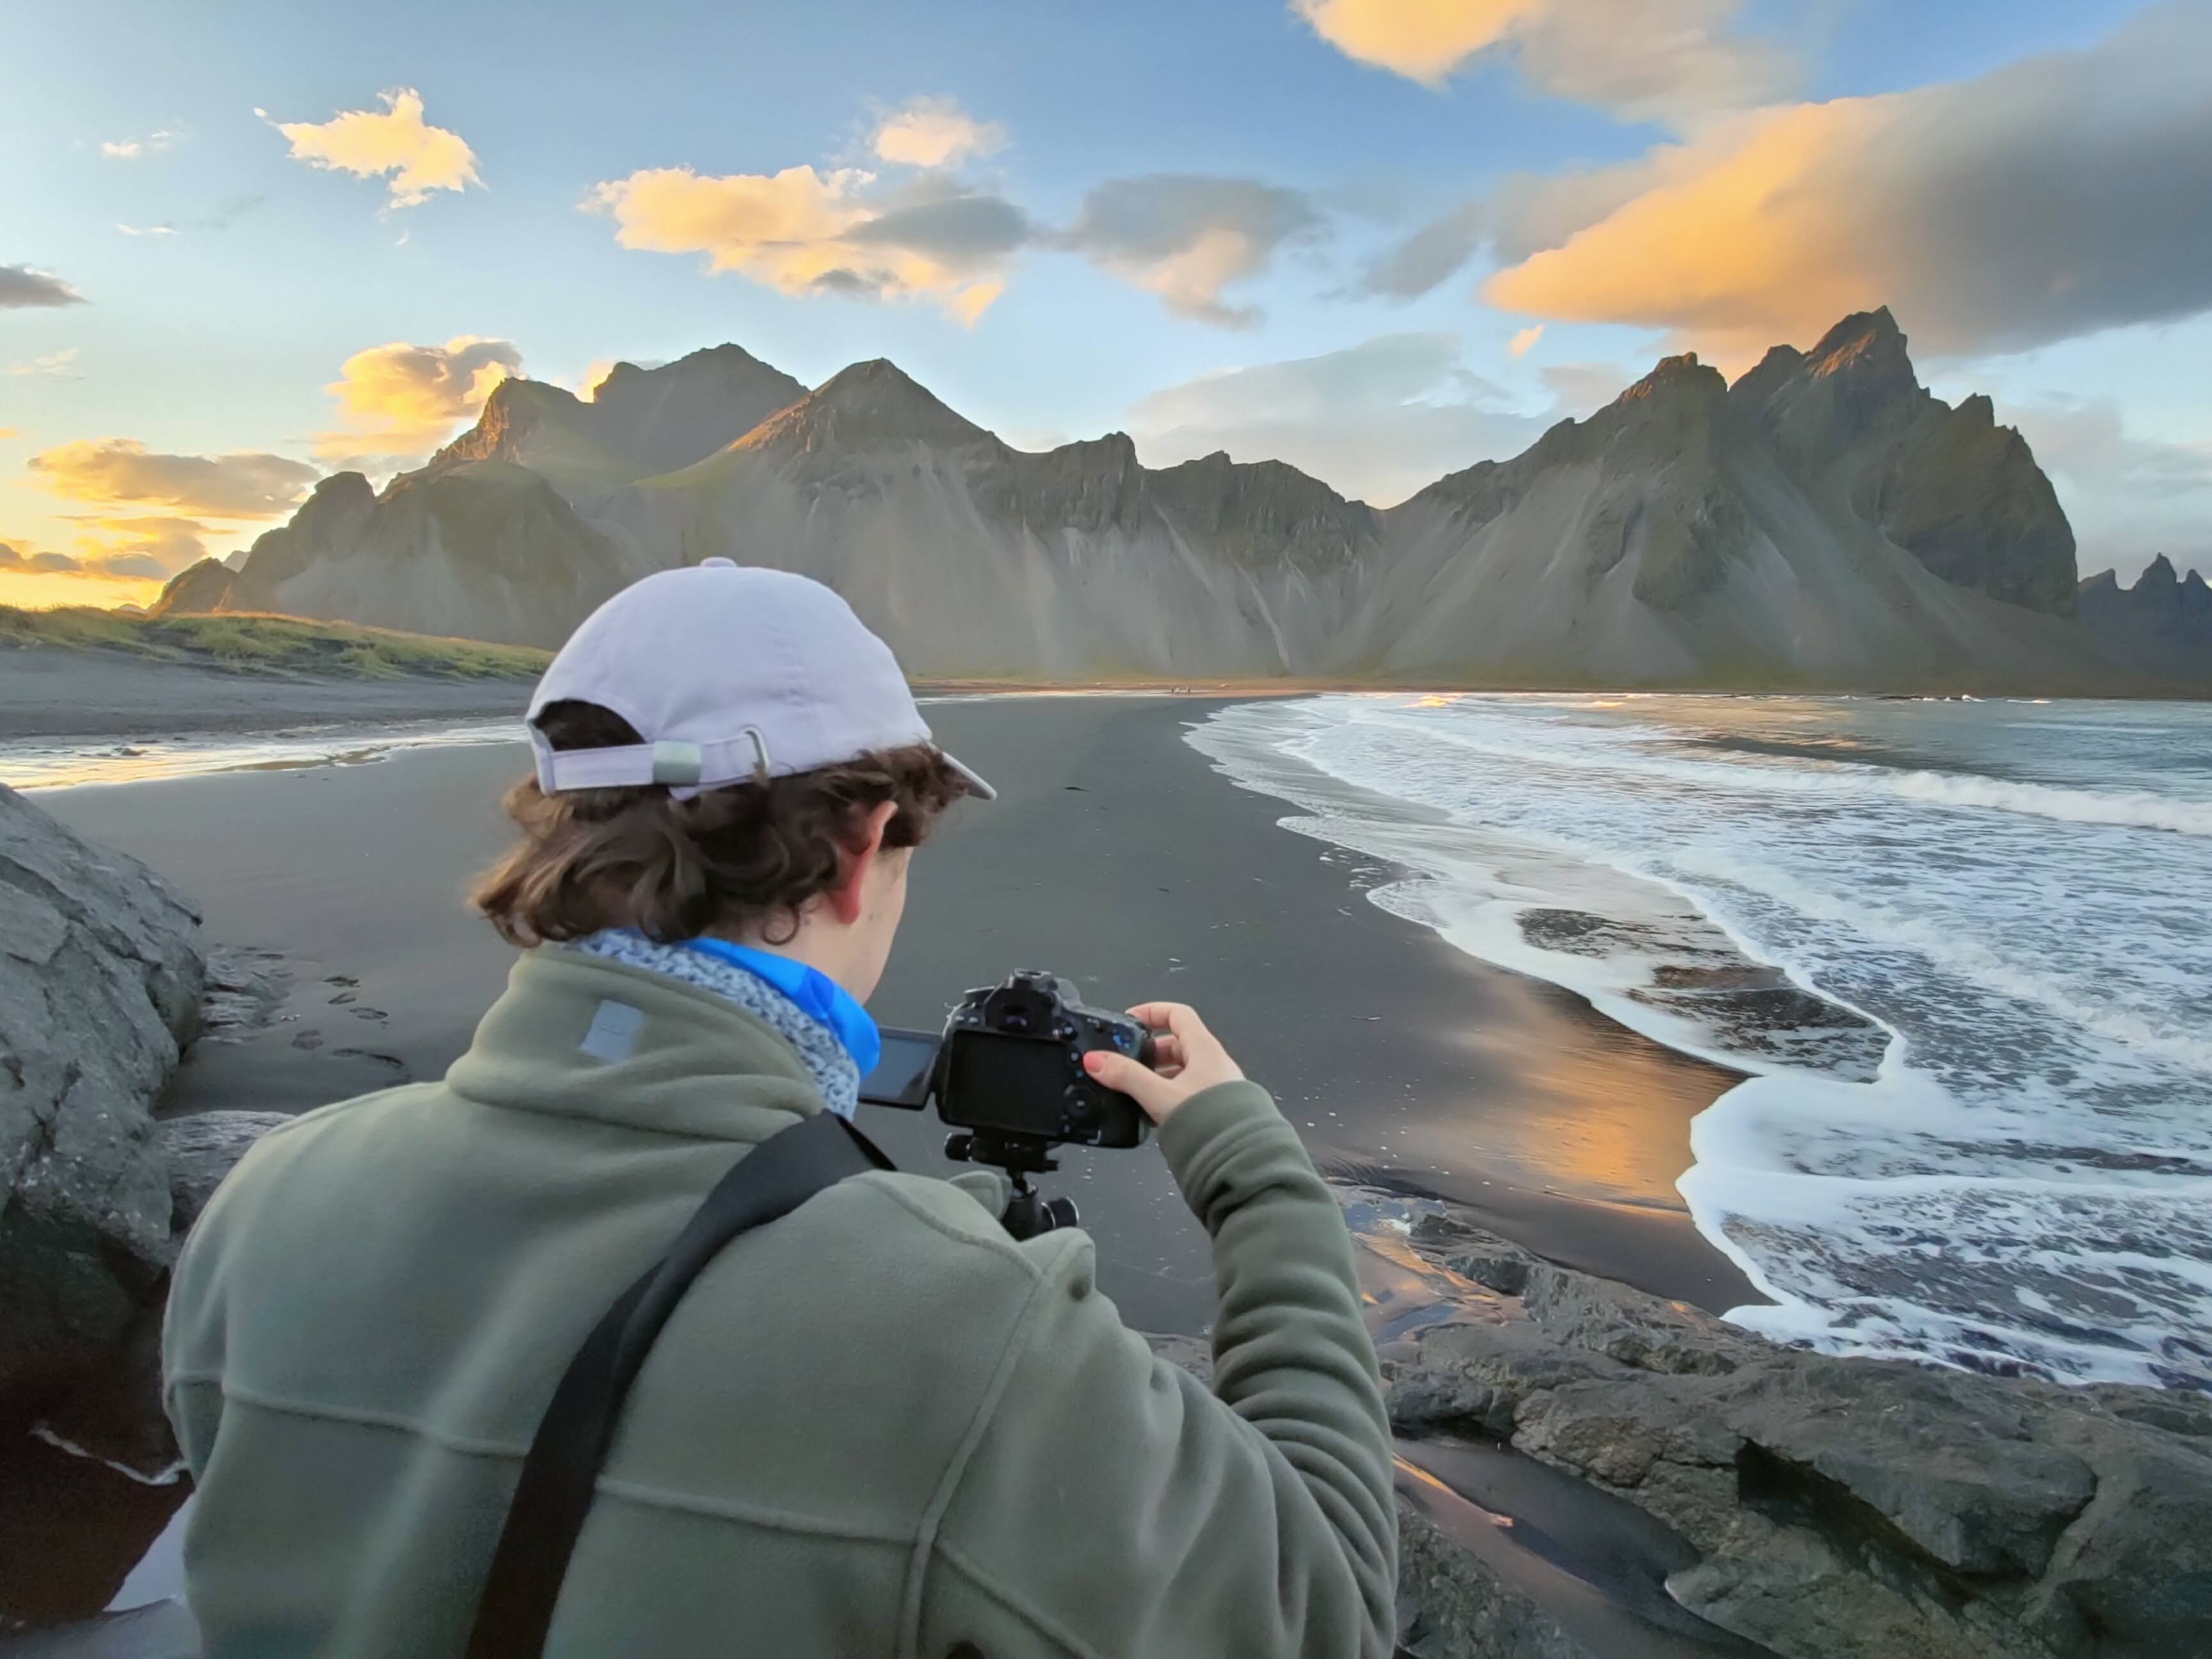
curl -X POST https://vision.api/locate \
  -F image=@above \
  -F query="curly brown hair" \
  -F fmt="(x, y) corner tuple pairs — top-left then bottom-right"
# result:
(472, 700), (972, 948)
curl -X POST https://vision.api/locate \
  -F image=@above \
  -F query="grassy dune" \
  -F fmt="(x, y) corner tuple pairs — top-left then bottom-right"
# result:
(0, 605), (550, 680)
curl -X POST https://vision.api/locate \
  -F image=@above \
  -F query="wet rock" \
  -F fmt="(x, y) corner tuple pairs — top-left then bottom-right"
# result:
(0, 785), (203, 1429)
(1393, 1503), (1590, 1659)
(1381, 1209), (2212, 1658)
(160, 1111), (291, 1234)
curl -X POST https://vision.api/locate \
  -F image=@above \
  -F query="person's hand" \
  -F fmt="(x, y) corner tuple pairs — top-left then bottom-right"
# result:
(1082, 1001), (1245, 1124)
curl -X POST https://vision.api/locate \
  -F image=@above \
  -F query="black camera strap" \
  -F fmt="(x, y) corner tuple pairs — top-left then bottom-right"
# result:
(465, 1109), (894, 1659)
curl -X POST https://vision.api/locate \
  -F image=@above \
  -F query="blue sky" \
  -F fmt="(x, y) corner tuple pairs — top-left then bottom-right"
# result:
(4, 0), (2208, 604)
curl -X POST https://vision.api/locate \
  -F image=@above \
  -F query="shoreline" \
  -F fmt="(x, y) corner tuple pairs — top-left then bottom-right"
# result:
(38, 692), (1758, 1326)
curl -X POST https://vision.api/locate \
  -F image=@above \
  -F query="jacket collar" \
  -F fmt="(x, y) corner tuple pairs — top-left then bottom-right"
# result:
(444, 949), (828, 1146)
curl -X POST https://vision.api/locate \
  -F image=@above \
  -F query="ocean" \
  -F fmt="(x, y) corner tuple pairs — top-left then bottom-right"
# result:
(1189, 693), (2212, 1391)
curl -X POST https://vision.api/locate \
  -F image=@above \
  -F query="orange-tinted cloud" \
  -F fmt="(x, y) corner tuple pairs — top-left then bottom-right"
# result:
(1293, 0), (1791, 124)
(583, 165), (1014, 325)
(1481, 4), (2212, 360)
(29, 440), (317, 517)
(269, 88), (481, 209)
(871, 98), (1006, 169)
(316, 335), (522, 469)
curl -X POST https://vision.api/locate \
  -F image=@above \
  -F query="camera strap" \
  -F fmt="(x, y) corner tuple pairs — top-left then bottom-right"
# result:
(464, 1109), (894, 1659)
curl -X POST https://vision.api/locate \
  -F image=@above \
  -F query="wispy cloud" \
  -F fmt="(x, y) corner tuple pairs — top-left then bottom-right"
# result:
(1130, 332), (1548, 504)
(0, 264), (84, 309)
(870, 97), (1006, 169)
(316, 335), (522, 469)
(266, 88), (481, 210)
(1061, 176), (1323, 328)
(100, 127), (184, 160)
(1292, 0), (1794, 126)
(2012, 393), (2212, 584)
(6, 348), (81, 377)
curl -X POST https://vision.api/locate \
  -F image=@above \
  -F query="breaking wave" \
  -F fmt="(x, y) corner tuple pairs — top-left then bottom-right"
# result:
(1189, 692), (2212, 1390)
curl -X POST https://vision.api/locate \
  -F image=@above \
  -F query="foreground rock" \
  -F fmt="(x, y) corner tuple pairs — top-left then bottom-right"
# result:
(1377, 1212), (2212, 1658)
(0, 786), (204, 1430)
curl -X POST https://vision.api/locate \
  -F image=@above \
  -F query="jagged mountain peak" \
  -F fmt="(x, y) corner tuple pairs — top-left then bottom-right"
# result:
(739, 357), (988, 455)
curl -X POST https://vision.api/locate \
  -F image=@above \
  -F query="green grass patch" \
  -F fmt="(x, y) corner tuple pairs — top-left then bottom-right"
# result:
(0, 605), (550, 681)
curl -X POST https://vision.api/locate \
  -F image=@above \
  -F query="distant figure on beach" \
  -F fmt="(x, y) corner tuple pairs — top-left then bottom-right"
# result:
(162, 561), (1397, 1657)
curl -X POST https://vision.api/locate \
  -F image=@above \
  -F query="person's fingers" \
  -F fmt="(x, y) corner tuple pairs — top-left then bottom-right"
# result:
(1147, 1034), (1187, 1073)
(1127, 1001), (1204, 1037)
(1082, 1048), (1178, 1121)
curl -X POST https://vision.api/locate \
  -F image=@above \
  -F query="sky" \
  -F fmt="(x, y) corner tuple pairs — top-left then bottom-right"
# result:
(4, 0), (2209, 609)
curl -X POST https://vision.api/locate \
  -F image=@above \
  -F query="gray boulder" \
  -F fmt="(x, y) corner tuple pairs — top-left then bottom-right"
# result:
(1381, 1215), (2212, 1659)
(0, 783), (204, 1427)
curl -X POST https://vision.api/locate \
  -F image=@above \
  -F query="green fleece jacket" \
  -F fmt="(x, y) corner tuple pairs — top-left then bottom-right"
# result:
(164, 948), (1397, 1657)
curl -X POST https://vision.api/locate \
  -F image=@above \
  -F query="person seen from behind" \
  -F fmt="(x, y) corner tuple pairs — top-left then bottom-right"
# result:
(163, 557), (1399, 1656)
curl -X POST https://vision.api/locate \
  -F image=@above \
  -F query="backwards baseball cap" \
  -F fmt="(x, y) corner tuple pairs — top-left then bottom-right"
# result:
(527, 559), (993, 802)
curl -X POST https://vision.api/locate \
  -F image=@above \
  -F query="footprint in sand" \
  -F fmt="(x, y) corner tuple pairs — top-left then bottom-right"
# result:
(350, 1007), (389, 1023)
(332, 1047), (409, 1077)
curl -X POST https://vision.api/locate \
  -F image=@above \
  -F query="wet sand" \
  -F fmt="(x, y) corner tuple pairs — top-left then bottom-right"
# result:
(40, 693), (1758, 1334)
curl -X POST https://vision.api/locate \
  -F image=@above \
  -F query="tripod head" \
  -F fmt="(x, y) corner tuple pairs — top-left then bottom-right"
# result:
(942, 1128), (1080, 1239)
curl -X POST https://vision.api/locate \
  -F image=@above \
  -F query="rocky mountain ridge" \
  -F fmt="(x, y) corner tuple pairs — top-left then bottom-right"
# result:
(156, 312), (2208, 690)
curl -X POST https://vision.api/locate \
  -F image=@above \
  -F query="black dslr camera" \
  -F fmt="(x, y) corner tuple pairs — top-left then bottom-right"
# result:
(860, 972), (1154, 1238)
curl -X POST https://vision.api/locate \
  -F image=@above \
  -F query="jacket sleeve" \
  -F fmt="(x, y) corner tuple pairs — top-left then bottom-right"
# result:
(917, 1080), (1398, 1659)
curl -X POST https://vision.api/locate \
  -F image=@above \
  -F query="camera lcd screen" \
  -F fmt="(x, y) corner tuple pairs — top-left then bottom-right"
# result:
(942, 1029), (1076, 1134)
(858, 1029), (940, 1109)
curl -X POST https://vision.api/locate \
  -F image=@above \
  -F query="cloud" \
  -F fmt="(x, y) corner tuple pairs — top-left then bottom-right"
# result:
(1061, 176), (1322, 327)
(0, 428), (16, 440)
(1292, 0), (1793, 124)
(0, 540), (83, 573)
(101, 128), (183, 160)
(316, 335), (523, 468)
(29, 440), (319, 517)
(1360, 200), (1486, 298)
(271, 88), (481, 209)
(113, 195), (266, 241)
(1129, 331), (1551, 504)
(1481, 3), (2212, 362)
(1538, 360), (1631, 414)
(84, 549), (176, 580)
(1507, 323), (1544, 358)
(0, 264), (84, 309)
(870, 97), (1006, 169)
(584, 164), (1018, 324)
(2011, 395), (2212, 584)
(6, 349), (81, 378)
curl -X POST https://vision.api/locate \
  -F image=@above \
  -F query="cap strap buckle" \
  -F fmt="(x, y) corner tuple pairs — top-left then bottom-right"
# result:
(649, 740), (704, 787)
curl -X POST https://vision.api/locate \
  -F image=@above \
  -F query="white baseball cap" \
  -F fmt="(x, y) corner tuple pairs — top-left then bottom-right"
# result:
(527, 559), (993, 801)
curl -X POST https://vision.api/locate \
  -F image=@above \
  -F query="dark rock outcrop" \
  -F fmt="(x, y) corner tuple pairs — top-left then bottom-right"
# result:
(427, 344), (806, 495)
(1378, 1210), (2212, 1658)
(0, 787), (204, 1430)
(147, 559), (240, 618)
(2078, 554), (2212, 684)
(216, 309), (2124, 689)
(226, 460), (645, 648)
(1734, 309), (2078, 615)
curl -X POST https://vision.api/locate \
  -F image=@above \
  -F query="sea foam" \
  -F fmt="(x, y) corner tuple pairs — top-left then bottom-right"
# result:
(1189, 693), (2212, 1390)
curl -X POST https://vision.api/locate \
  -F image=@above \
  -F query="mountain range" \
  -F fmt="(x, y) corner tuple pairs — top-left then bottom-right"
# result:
(156, 312), (2208, 691)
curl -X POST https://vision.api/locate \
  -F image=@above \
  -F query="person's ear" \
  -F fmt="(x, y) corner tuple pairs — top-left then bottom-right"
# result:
(825, 800), (899, 926)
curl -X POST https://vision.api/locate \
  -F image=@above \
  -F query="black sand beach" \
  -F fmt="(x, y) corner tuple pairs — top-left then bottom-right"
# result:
(12, 691), (1761, 1648)
(40, 693), (1758, 1336)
